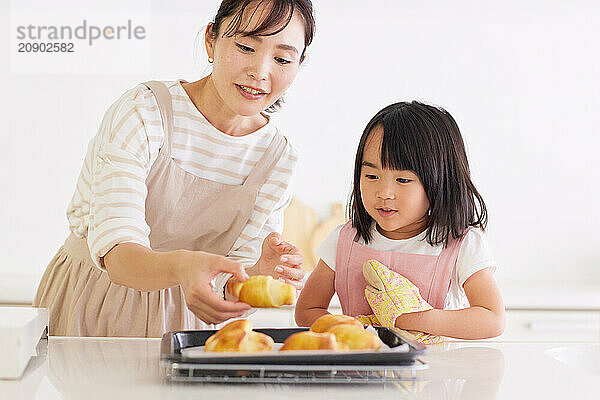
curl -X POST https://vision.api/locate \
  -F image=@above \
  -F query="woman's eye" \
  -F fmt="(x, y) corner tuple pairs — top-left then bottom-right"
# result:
(275, 57), (291, 65)
(236, 43), (254, 52)
(397, 178), (412, 183)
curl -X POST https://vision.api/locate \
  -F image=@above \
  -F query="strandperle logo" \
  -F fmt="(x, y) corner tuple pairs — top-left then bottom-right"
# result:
(16, 19), (146, 46)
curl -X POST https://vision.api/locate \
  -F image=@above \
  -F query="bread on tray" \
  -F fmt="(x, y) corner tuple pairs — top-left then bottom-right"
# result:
(309, 314), (363, 333)
(326, 323), (382, 351)
(204, 315), (382, 353)
(280, 314), (382, 351)
(204, 319), (274, 353)
(279, 331), (340, 351)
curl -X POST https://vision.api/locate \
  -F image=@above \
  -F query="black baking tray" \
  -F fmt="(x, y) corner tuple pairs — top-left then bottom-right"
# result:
(160, 326), (426, 366)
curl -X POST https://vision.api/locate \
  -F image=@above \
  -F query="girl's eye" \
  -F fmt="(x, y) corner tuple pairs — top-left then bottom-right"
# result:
(365, 174), (378, 180)
(236, 43), (254, 53)
(275, 57), (291, 65)
(397, 178), (412, 183)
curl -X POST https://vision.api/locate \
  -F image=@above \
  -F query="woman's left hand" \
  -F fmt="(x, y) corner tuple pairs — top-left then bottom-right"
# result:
(252, 232), (305, 290)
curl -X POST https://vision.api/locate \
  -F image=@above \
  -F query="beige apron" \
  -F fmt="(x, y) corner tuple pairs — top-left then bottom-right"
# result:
(33, 80), (288, 337)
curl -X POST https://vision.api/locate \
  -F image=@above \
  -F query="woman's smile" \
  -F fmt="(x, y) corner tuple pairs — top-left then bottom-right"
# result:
(235, 83), (269, 100)
(203, 4), (306, 119)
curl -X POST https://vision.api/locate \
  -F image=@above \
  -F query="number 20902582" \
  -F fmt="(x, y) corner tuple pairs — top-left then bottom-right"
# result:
(18, 42), (74, 52)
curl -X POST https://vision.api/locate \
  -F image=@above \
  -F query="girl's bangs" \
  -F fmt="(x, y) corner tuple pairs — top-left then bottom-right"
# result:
(378, 117), (420, 174)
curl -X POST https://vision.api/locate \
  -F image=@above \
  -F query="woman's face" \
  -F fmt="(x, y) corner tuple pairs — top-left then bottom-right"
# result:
(206, 6), (305, 116)
(359, 127), (431, 240)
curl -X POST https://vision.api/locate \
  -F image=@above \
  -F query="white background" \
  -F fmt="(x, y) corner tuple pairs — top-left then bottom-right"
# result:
(0, 0), (599, 303)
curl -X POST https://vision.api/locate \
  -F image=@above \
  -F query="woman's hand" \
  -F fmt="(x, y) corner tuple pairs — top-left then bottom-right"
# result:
(248, 232), (305, 289)
(172, 249), (251, 325)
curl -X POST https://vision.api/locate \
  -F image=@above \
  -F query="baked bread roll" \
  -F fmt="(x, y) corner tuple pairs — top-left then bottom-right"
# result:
(229, 275), (295, 307)
(205, 319), (274, 353)
(279, 331), (340, 351)
(310, 314), (363, 333)
(326, 324), (382, 351)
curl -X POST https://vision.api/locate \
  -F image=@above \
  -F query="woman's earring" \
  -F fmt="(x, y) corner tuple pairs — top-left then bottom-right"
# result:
(208, 57), (214, 64)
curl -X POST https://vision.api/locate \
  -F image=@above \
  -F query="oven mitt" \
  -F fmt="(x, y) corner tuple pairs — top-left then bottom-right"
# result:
(356, 313), (442, 345)
(362, 259), (443, 345)
(355, 314), (380, 326)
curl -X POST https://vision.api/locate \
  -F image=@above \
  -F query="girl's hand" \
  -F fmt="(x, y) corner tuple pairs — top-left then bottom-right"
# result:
(173, 250), (251, 325)
(250, 232), (305, 289)
(294, 259), (335, 327)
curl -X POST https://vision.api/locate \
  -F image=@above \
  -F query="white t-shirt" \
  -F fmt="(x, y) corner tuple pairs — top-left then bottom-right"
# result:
(316, 224), (497, 309)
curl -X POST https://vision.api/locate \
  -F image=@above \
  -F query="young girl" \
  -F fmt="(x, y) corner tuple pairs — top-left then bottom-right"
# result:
(296, 101), (505, 340)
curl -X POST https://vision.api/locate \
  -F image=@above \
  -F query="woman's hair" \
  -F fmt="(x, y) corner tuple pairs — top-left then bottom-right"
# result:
(209, 0), (315, 112)
(349, 101), (488, 247)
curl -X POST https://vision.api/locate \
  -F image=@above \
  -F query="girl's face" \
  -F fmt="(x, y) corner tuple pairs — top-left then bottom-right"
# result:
(359, 127), (430, 240)
(205, 5), (305, 117)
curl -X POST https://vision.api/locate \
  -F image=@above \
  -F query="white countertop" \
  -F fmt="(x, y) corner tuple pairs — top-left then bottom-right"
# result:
(1, 336), (599, 399)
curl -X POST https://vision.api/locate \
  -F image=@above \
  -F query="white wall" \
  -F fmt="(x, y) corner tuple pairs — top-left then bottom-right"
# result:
(1, 0), (599, 303)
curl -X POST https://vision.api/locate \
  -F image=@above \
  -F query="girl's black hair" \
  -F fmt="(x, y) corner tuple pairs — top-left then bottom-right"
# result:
(349, 101), (488, 247)
(209, 0), (315, 112)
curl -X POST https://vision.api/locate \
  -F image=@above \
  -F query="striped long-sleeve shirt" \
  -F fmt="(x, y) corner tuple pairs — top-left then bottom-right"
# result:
(67, 80), (297, 293)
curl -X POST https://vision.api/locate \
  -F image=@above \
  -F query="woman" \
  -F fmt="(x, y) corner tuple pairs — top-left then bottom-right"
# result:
(33, 0), (316, 337)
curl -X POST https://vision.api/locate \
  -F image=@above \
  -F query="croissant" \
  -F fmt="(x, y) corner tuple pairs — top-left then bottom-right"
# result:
(205, 319), (274, 353)
(326, 324), (382, 351)
(279, 331), (340, 351)
(310, 314), (363, 333)
(229, 275), (295, 307)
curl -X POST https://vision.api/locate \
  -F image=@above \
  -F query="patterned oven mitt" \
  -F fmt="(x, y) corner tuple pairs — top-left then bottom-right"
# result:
(361, 259), (444, 345)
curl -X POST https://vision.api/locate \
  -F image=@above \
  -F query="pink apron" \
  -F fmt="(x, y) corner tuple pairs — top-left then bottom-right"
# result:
(334, 222), (470, 317)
